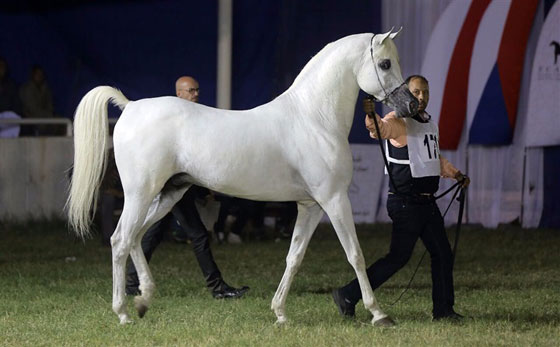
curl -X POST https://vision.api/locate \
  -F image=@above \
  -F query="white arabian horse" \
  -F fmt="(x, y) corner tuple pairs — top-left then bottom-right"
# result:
(67, 30), (418, 326)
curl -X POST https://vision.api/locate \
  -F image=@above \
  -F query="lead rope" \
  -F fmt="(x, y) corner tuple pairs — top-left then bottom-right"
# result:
(367, 104), (466, 306)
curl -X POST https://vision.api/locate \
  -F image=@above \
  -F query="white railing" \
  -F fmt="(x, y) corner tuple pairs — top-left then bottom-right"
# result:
(0, 118), (74, 136)
(0, 117), (119, 137)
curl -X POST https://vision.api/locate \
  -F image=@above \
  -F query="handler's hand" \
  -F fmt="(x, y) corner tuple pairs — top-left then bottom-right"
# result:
(455, 172), (470, 188)
(363, 97), (375, 115)
(364, 114), (380, 138)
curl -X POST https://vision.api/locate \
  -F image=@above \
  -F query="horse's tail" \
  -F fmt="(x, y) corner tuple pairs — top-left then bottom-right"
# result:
(66, 86), (130, 239)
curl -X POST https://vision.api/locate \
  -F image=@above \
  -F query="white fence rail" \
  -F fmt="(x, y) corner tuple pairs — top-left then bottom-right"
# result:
(0, 118), (74, 136)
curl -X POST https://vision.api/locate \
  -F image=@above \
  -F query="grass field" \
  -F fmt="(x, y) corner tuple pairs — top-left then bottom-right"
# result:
(1, 220), (559, 346)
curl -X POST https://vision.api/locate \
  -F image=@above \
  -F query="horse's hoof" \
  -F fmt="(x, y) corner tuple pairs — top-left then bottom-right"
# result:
(136, 304), (148, 318)
(373, 316), (396, 327)
(134, 297), (149, 318)
(274, 316), (287, 326)
(119, 315), (133, 325)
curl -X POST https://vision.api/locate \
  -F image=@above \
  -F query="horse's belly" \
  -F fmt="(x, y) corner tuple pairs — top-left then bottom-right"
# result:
(189, 161), (310, 202)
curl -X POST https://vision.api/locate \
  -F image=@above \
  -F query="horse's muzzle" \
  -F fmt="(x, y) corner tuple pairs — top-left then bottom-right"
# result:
(387, 84), (418, 118)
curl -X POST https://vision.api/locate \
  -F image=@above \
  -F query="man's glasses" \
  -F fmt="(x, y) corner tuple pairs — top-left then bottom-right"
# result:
(179, 88), (199, 94)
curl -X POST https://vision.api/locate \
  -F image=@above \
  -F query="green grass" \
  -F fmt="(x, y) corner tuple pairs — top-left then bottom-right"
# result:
(1, 221), (559, 346)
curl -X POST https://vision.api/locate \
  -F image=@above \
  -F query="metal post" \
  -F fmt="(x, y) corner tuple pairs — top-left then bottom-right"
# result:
(520, 147), (527, 226)
(217, 0), (232, 110)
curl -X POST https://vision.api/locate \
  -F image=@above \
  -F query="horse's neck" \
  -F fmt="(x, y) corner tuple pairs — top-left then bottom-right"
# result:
(283, 38), (364, 137)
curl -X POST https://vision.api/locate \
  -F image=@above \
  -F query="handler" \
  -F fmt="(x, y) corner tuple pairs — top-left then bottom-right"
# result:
(332, 75), (470, 321)
(125, 76), (249, 299)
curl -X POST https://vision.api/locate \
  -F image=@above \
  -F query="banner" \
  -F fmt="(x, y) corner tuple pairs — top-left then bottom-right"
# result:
(421, 0), (538, 149)
(421, 0), (476, 149)
(321, 144), (385, 224)
(469, 0), (539, 145)
(524, 0), (560, 147)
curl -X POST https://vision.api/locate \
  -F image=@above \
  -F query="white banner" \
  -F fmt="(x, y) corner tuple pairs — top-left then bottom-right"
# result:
(525, 1), (560, 147)
(321, 143), (385, 224)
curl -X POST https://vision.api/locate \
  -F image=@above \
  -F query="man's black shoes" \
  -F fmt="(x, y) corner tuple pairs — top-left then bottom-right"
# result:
(126, 283), (250, 299)
(332, 288), (355, 318)
(126, 286), (141, 296)
(212, 285), (250, 299)
(433, 310), (465, 322)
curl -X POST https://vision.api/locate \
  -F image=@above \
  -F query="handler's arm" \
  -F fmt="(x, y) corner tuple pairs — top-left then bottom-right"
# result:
(364, 112), (406, 140)
(363, 98), (406, 140)
(440, 155), (459, 178)
(440, 155), (470, 187)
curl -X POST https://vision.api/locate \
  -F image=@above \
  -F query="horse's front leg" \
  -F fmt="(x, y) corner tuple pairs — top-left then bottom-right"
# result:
(271, 201), (324, 324)
(322, 192), (394, 327)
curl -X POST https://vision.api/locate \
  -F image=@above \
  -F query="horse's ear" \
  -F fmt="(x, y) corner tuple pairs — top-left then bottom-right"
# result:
(378, 26), (395, 45)
(389, 27), (403, 40)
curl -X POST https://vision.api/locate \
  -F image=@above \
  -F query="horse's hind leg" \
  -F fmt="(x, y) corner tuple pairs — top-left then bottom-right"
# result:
(321, 193), (393, 326)
(111, 195), (152, 324)
(271, 201), (324, 324)
(129, 185), (191, 318)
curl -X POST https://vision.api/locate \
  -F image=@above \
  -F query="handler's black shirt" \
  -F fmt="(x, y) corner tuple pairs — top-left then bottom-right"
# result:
(387, 116), (440, 195)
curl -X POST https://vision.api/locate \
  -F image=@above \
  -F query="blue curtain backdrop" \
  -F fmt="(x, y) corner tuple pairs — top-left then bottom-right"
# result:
(232, 0), (381, 143)
(0, 1), (218, 117)
(1, 0), (380, 141)
(1, 0), (558, 228)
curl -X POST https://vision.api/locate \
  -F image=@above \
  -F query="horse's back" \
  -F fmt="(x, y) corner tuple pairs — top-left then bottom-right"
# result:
(112, 96), (312, 201)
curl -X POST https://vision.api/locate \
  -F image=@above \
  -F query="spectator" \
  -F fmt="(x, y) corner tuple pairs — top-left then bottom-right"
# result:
(0, 57), (22, 137)
(19, 65), (55, 135)
(214, 198), (266, 244)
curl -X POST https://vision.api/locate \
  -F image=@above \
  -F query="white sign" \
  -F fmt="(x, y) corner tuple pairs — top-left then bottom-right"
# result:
(525, 1), (560, 147)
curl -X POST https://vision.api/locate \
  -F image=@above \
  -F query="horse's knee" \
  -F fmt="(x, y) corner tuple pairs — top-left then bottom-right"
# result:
(347, 251), (365, 270)
(285, 254), (303, 270)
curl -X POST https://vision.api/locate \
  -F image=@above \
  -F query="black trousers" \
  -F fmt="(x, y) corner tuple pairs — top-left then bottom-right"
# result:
(340, 194), (455, 315)
(126, 186), (223, 292)
(214, 197), (265, 236)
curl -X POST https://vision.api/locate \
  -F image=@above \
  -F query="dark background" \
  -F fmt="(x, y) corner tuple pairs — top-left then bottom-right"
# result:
(0, 0), (382, 143)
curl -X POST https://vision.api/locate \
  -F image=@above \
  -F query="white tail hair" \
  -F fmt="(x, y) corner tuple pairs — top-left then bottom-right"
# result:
(66, 86), (130, 238)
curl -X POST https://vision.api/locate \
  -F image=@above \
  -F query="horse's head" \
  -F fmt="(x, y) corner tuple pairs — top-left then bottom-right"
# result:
(357, 28), (418, 118)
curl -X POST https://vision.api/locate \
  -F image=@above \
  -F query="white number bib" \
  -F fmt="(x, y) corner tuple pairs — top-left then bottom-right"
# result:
(403, 118), (441, 178)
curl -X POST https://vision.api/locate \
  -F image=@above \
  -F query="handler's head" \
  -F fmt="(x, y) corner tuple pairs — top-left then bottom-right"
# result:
(405, 75), (429, 112)
(175, 76), (199, 103)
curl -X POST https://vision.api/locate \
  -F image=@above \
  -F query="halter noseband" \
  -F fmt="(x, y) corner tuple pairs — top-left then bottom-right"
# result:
(368, 34), (405, 104)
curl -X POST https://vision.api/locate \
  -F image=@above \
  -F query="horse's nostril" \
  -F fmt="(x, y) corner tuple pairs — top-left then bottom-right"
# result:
(408, 99), (418, 114)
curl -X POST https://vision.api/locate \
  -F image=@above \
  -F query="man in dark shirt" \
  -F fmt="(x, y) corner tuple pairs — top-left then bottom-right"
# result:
(332, 75), (469, 322)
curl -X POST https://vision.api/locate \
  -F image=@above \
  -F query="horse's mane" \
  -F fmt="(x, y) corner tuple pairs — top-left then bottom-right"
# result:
(286, 33), (370, 93)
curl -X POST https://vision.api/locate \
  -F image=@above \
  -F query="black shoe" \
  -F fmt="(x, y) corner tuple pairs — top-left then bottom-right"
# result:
(433, 310), (465, 322)
(332, 289), (355, 318)
(126, 286), (141, 296)
(212, 285), (250, 299)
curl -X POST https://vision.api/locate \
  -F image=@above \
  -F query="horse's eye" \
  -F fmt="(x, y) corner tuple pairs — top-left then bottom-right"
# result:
(378, 59), (391, 70)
